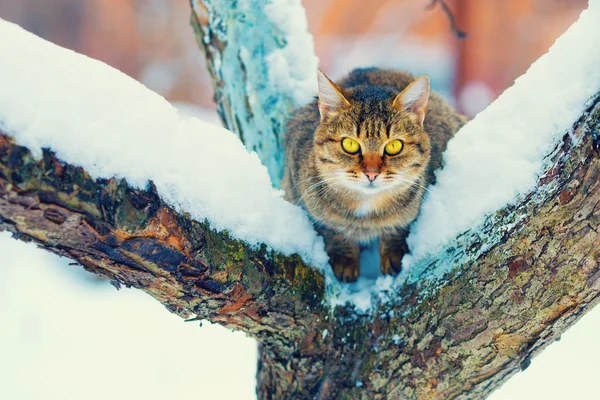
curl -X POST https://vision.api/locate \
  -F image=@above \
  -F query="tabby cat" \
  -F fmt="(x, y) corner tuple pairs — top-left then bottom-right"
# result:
(282, 68), (467, 282)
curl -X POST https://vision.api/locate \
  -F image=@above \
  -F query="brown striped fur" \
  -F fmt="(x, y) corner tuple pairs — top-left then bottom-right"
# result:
(282, 68), (467, 282)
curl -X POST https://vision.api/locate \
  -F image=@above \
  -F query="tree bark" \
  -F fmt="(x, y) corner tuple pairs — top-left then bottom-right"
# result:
(2, 94), (599, 398)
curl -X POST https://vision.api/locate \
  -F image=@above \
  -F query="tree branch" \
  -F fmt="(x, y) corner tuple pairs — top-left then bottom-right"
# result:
(2, 93), (599, 397)
(0, 131), (326, 334)
(426, 0), (467, 39)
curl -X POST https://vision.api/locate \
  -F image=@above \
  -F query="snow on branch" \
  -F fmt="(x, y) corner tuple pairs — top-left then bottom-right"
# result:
(405, 0), (600, 270)
(0, 19), (328, 272)
(331, 0), (600, 308)
(2, 3), (600, 397)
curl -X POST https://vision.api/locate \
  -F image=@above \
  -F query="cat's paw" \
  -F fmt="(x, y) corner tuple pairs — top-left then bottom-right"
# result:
(380, 250), (402, 276)
(331, 255), (360, 283)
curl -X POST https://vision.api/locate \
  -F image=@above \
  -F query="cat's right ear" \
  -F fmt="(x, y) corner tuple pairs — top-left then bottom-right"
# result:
(393, 75), (430, 126)
(317, 69), (350, 120)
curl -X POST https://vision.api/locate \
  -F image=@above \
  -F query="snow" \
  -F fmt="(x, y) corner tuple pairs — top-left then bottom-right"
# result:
(2, 4), (600, 396)
(0, 19), (329, 274)
(404, 0), (600, 267)
(0, 232), (257, 400)
(264, 0), (319, 105)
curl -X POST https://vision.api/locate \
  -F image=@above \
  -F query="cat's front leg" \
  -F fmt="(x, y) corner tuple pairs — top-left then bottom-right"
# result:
(319, 228), (360, 282)
(380, 230), (409, 276)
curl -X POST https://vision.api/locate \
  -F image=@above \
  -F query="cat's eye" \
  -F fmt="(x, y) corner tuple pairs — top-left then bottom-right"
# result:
(341, 137), (360, 155)
(384, 139), (403, 156)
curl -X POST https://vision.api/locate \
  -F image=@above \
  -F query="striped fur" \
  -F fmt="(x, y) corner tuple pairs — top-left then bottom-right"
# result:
(283, 68), (467, 282)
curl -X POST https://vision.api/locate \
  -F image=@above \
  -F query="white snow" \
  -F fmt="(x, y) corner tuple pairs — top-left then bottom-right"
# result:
(0, 19), (329, 273)
(405, 0), (600, 266)
(0, 232), (258, 400)
(264, 0), (319, 105)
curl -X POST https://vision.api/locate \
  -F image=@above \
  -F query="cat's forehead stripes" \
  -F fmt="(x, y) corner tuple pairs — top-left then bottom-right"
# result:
(357, 118), (388, 140)
(346, 86), (398, 141)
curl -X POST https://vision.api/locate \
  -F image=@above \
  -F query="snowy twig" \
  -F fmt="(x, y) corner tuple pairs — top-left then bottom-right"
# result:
(426, 0), (467, 39)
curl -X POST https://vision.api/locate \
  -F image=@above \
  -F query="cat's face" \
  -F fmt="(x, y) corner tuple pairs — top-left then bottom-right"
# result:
(314, 71), (431, 196)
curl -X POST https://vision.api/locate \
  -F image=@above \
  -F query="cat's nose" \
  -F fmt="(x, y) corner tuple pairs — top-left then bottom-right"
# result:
(364, 171), (380, 182)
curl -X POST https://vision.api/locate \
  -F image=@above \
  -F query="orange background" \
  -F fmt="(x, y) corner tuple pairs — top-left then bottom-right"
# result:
(0, 0), (587, 115)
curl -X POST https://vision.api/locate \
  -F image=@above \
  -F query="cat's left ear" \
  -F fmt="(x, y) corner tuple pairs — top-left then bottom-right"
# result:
(393, 75), (430, 126)
(317, 69), (351, 120)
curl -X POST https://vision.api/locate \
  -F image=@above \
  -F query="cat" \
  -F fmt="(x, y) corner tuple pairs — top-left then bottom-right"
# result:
(282, 68), (467, 282)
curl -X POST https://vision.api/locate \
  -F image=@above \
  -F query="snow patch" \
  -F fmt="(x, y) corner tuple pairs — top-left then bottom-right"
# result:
(405, 0), (600, 269)
(264, 0), (319, 105)
(2, 0), (598, 314)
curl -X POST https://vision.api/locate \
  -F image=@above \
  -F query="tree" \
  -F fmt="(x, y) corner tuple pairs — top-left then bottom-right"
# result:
(1, 1), (600, 399)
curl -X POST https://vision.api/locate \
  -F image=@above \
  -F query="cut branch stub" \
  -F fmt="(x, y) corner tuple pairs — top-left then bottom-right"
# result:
(190, 0), (314, 186)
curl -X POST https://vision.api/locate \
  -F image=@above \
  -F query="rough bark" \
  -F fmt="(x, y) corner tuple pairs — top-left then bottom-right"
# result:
(1, 95), (599, 399)
(0, 131), (325, 331)
(189, 0), (311, 186)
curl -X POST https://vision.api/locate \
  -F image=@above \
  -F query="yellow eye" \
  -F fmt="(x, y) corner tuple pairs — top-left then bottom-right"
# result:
(384, 139), (403, 156)
(341, 137), (360, 155)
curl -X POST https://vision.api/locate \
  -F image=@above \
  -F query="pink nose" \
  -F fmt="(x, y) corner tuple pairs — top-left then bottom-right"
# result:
(364, 171), (380, 182)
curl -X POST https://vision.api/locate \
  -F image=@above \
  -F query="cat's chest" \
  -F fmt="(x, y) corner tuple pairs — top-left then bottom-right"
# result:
(354, 197), (379, 217)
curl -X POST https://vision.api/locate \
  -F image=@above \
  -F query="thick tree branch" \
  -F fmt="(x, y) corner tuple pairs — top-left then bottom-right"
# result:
(0, 131), (325, 334)
(2, 95), (599, 398)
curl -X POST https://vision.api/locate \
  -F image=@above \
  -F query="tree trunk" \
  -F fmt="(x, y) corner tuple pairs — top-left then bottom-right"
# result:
(184, 3), (600, 394)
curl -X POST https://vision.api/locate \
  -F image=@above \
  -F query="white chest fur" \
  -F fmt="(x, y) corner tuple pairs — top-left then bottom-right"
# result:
(354, 196), (377, 217)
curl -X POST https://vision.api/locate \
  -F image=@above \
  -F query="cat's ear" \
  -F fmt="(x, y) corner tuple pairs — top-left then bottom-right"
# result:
(393, 75), (430, 126)
(317, 69), (350, 120)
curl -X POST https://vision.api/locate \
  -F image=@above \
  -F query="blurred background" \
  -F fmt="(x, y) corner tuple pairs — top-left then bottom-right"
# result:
(0, 0), (587, 117)
(0, 1), (595, 399)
